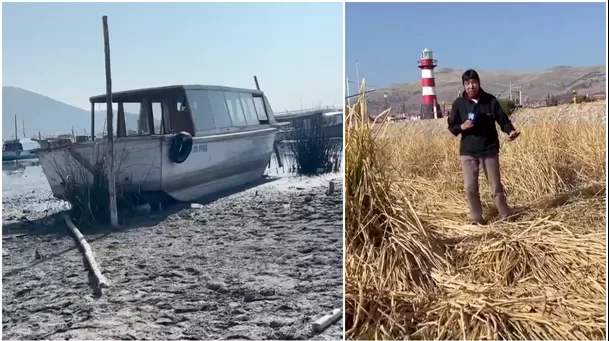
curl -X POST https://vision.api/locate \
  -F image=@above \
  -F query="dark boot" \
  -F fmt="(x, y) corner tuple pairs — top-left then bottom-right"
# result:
(471, 218), (488, 226)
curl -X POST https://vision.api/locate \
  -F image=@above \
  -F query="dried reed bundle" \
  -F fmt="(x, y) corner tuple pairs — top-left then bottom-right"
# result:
(454, 223), (606, 289)
(346, 80), (451, 296)
(415, 285), (606, 340)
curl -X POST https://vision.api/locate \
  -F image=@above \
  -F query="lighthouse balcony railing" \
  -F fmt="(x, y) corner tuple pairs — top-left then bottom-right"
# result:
(418, 59), (438, 67)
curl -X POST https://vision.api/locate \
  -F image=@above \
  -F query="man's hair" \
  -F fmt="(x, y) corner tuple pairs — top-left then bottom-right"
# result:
(462, 69), (480, 83)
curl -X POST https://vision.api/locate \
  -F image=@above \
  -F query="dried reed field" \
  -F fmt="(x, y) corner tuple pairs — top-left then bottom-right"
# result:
(345, 82), (606, 340)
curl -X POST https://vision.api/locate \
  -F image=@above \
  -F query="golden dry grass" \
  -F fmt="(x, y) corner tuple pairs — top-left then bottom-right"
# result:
(345, 80), (607, 340)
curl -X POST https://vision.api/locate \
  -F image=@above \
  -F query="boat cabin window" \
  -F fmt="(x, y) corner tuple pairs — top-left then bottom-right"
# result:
(187, 90), (231, 131)
(3, 142), (23, 152)
(239, 93), (262, 125)
(132, 97), (194, 136)
(224, 92), (248, 127)
(165, 99), (195, 135)
(92, 90), (196, 137)
(253, 96), (269, 122)
(186, 89), (272, 134)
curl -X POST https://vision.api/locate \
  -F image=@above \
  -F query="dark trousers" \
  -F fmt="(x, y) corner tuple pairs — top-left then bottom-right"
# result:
(460, 154), (512, 222)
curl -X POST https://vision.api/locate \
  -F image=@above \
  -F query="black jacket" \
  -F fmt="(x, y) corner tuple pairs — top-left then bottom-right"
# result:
(448, 89), (515, 157)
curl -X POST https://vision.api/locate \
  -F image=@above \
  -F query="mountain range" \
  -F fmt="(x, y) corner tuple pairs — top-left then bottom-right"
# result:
(2, 86), (143, 139)
(3, 65), (606, 137)
(362, 65), (606, 115)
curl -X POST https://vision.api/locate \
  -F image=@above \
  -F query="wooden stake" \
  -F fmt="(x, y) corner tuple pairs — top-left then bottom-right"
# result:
(90, 102), (95, 140)
(327, 180), (335, 195)
(253, 75), (260, 91)
(102, 15), (118, 227)
(63, 214), (110, 289)
(117, 102), (126, 137)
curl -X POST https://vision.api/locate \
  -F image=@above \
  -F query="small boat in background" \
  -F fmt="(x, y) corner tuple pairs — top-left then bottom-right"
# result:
(3, 114), (41, 162)
(2, 137), (41, 162)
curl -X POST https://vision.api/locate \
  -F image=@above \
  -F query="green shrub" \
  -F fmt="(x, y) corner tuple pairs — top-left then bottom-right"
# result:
(498, 98), (517, 116)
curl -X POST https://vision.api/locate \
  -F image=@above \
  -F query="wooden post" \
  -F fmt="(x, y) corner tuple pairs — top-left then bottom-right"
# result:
(146, 100), (155, 134)
(327, 180), (335, 196)
(253, 75), (260, 91)
(117, 102), (126, 137)
(102, 15), (118, 227)
(91, 102), (95, 140)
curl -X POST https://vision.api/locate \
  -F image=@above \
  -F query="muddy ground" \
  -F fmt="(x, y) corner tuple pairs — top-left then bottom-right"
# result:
(2, 174), (343, 340)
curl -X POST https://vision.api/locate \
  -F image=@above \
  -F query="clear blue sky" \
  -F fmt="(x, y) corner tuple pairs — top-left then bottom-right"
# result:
(346, 2), (607, 89)
(3, 2), (343, 112)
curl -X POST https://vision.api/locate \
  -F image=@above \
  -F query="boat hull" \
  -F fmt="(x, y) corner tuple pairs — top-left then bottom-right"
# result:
(160, 128), (276, 202)
(36, 127), (277, 203)
(2, 151), (38, 162)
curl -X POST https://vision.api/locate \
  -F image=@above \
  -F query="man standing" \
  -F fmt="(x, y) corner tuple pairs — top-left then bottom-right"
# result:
(448, 69), (520, 225)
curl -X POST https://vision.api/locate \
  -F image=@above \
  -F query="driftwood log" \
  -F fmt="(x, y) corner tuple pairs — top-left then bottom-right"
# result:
(62, 214), (110, 289)
(312, 308), (342, 333)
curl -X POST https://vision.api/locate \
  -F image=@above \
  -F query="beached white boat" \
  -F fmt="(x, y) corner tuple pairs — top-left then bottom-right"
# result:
(3, 138), (41, 162)
(35, 84), (283, 205)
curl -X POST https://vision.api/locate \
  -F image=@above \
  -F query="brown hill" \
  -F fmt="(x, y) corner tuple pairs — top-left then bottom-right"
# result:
(365, 66), (606, 115)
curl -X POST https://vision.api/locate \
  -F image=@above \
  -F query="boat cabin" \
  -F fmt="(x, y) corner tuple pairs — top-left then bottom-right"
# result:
(3, 139), (24, 153)
(89, 85), (276, 140)
(3, 138), (40, 152)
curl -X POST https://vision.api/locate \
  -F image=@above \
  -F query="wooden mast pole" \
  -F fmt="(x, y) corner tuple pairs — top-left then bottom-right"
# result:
(102, 15), (118, 227)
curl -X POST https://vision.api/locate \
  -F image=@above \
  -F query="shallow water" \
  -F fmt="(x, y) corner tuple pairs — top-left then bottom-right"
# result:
(2, 161), (69, 223)
(2, 161), (51, 199)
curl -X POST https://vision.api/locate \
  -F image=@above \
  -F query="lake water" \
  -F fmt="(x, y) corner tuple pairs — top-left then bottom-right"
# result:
(2, 161), (52, 199)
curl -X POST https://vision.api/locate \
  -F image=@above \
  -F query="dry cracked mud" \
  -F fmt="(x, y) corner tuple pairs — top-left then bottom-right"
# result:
(2, 175), (343, 340)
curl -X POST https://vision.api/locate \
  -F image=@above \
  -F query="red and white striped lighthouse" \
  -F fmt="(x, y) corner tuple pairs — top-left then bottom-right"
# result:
(417, 48), (442, 119)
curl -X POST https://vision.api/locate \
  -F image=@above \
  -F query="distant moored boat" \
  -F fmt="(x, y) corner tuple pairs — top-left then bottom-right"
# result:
(2, 138), (41, 162)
